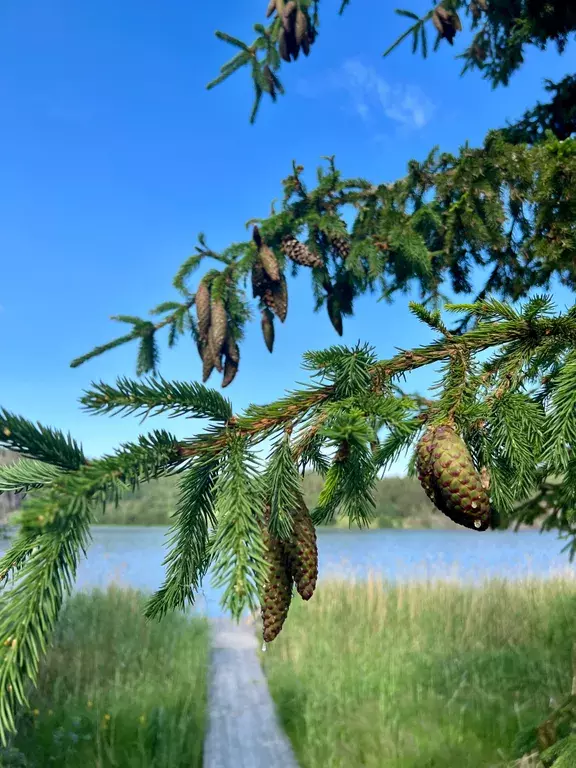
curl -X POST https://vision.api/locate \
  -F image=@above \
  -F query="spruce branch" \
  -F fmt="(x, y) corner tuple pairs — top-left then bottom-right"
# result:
(145, 451), (221, 620)
(208, 434), (268, 620)
(70, 136), (576, 386)
(80, 376), (233, 423)
(3, 297), (576, 743)
(264, 433), (303, 540)
(0, 491), (93, 745)
(0, 408), (86, 471)
(0, 459), (65, 495)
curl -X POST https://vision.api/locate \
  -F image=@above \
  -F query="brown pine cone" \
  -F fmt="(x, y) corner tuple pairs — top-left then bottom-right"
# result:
(221, 336), (240, 387)
(432, 5), (462, 45)
(260, 506), (294, 643)
(195, 281), (211, 341)
(263, 273), (288, 322)
(200, 341), (215, 383)
(284, 498), (318, 601)
(330, 235), (351, 259)
(281, 235), (323, 269)
(259, 245), (281, 283)
(327, 295), (343, 336)
(209, 299), (228, 359)
(261, 308), (275, 353)
(252, 261), (268, 299)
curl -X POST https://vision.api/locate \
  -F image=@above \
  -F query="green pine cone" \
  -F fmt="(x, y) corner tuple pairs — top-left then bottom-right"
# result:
(284, 499), (318, 601)
(261, 508), (293, 643)
(416, 429), (440, 505)
(416, 426), (490, 531)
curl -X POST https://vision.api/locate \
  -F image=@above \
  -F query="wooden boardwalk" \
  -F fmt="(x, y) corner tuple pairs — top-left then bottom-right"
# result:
(202, 615), (300, 768)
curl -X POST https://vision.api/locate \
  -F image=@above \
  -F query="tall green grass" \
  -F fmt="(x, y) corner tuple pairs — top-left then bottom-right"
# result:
(260, 571), (576, 767)
(2, 587), (210, 768)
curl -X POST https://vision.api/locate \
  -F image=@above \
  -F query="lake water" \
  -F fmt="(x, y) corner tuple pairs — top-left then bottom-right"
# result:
(2, 526), (576, 618)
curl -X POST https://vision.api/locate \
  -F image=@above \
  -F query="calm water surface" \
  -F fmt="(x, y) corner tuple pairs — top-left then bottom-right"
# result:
(2, 526), (575, 618)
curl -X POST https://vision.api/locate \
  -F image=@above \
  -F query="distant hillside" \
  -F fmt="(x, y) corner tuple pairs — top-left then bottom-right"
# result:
(87, 471), (462, 529)
(1, 448), (544, 530)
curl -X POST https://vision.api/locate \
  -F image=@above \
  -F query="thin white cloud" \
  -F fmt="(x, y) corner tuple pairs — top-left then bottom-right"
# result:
(296, 58), (435, 131)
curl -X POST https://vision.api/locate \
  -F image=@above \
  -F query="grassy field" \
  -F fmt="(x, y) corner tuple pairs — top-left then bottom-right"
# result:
(259, 573), (576, 768)
(1, 587), (210, 768)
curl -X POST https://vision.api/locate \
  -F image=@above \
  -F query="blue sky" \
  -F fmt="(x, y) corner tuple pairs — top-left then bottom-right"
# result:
(1, 0), (574, 473)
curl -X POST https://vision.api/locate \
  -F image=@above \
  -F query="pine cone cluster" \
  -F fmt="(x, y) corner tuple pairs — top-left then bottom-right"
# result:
(266, 0), (317, 62)
(260, 498), (318, 643)
(415, 425), (491, 531)
(432, 4), (462, 45)
(252, 227), (288, 351)
(281, 235), (323, 269)
(194, 280), (240, 388)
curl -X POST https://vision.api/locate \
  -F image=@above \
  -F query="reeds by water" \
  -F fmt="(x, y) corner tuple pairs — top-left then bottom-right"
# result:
(260, 569), (576, 767)
(2, 587), (210, 768)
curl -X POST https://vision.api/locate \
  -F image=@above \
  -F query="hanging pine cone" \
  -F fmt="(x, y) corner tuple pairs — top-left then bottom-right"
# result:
(327, 294), (343, 336)
(281, 235), (323, 269)
(271, 0), (316, 61)
(295, 8), (308, 45)
(251, 261), (269, 299)
(195, 281), (211, 341)
(207, 324), (224, 373)
(260, 506), (294, 643)
(221, 335), (239, 387)
(259, 245), (281, 283)
(283, 498), (318, 601)
(416, 425), (491, 530)
(263, 272), (288, 322)
(199, 341), (215, 383)
(224, 333), (239, 364)
(222, 354), (238, 387)
(261, 308), (275, 353)
(330, 235), (351, 259)
(334, 279), (354, 316)
(252, 224), (263, 248)
(209, 299), (228, 357)
(432, 5), (462, 45)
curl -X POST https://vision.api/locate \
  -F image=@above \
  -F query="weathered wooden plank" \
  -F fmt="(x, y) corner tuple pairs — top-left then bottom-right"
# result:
(203, 616), (300, 768)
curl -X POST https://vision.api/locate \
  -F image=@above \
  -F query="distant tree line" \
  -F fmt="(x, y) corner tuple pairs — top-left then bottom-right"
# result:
(0, 449), (544, 530)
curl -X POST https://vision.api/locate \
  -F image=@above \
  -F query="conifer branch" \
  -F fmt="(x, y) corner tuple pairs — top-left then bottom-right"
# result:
(0, 459), (65, 495)
(70, 134), (576, 385)
(209, 0), (576, 121)
(208, 434), (268, 619)
(0, 408), (86, 470)
(145, 451), (221, 620)
(80, 376), (233, 423)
